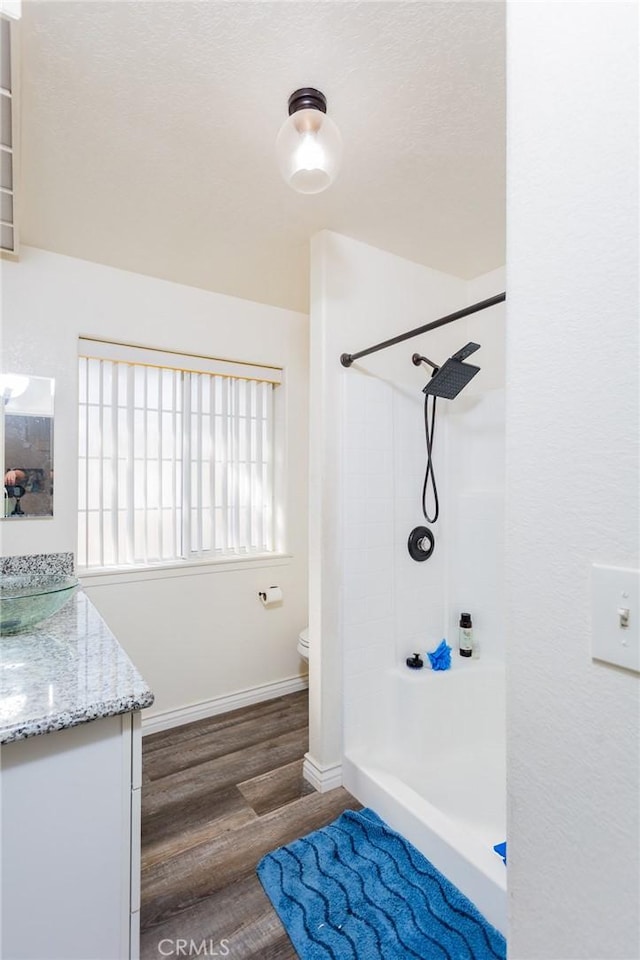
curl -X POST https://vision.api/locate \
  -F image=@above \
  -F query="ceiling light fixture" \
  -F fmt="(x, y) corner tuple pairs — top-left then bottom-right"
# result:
(276, 88), (342, 195)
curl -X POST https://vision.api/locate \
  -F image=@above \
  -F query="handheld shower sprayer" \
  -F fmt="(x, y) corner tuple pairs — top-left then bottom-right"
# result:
(413, 342), (481, 534)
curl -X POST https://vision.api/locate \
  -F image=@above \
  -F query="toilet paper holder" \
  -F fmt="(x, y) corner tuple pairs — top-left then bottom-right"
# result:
(258, 586), (283, 607)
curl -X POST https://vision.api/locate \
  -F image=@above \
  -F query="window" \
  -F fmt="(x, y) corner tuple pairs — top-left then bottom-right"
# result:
(78, 339), (281, 570)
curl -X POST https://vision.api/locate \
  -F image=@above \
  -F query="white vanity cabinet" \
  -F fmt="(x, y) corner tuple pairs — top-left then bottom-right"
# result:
(0, 586), (152, 960)
(0, 710), (143, 960)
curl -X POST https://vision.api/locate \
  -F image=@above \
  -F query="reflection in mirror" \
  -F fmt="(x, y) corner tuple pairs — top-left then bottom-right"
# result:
(2, 374), (55, 519)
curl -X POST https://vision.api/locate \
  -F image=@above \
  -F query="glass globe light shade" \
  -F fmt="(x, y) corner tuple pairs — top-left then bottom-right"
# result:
(276, 107), (342, 195)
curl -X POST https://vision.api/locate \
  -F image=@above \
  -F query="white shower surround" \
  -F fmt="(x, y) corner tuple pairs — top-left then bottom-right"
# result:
(309, 231), (506, 931)
(339, 333), (507, 934)
(343, 659), (507, 933)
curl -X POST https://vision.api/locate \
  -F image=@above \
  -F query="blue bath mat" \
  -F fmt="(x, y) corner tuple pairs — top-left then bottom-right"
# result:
(257, 807), (506, 960)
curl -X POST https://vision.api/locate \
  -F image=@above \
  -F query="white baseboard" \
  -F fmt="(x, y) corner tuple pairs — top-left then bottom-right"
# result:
(142, 673), (309, 737)
(303, 753), (343, 793)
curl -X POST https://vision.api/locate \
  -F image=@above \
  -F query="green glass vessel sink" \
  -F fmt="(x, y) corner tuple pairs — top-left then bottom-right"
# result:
(0, 575), (79, 636)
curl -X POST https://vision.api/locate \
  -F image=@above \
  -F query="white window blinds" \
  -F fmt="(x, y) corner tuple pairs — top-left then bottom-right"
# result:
(78, 340), (280, 569)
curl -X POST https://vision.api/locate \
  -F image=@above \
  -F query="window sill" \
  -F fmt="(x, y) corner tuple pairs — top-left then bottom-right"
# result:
(79, 553), (293, 588)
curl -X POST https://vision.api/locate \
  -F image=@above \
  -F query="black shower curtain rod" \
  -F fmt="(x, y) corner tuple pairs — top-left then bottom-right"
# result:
(339, 292), (506, 368)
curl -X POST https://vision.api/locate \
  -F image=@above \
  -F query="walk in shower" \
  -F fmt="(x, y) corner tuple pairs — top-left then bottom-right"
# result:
(337, 289), (507, 933)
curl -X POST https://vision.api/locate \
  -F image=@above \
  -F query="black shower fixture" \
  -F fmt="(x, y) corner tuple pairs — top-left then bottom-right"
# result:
(408, 526), (435, 561)
(412, 342), (482, 532)
(412, 342), (481, 399)
(337, 296), (501, 563)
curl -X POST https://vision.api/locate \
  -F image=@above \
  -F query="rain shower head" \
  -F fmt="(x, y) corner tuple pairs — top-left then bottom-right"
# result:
(423, 358), (480, 399)
(420, 343), (481, 399)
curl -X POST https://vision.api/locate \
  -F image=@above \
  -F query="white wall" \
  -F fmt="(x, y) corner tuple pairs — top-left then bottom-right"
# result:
(445, 267), (506, 659)
(506, 4), (639, 957)
(0, 247), (309, 718)
(309, 231), (506, 774)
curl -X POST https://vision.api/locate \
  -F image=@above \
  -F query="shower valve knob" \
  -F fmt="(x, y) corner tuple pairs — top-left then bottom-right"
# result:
(408, 526), (435, 562)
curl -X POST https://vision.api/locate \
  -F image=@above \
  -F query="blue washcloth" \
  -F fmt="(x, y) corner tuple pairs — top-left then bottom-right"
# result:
(427, 639), (452, 671)
(493, 841), (507, 865)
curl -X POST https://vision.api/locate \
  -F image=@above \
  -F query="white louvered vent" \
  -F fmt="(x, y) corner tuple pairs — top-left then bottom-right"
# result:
(0, 14), (17, 256)
(78, 341), (281, 571)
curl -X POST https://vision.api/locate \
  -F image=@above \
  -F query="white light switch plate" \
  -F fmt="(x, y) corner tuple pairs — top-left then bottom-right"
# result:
(591, 564), (639, 673)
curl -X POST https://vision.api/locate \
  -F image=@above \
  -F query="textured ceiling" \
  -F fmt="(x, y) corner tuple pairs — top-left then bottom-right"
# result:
(18, 1), (505, 312)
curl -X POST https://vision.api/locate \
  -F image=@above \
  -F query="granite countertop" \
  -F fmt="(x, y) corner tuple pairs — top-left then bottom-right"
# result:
(0, 590), (154, 745)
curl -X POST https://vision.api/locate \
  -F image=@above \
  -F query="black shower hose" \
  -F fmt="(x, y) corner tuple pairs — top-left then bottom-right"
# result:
(422, 393), (439, 524)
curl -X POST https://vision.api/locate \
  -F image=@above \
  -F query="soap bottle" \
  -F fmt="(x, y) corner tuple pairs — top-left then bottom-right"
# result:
(459, 612), (473, 658)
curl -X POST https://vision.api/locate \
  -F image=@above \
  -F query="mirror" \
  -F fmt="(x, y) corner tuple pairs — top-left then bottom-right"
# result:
(2, 374), (55, 519)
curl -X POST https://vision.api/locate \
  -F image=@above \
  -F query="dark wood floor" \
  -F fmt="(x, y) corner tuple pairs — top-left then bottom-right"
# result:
(140, 690), (360, 959)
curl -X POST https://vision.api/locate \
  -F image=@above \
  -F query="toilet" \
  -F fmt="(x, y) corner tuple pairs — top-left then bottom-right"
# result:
(297, 626), (310, 661)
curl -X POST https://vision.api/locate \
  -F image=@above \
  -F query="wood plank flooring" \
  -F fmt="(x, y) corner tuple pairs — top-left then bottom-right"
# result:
(140, 690), (360, 959)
